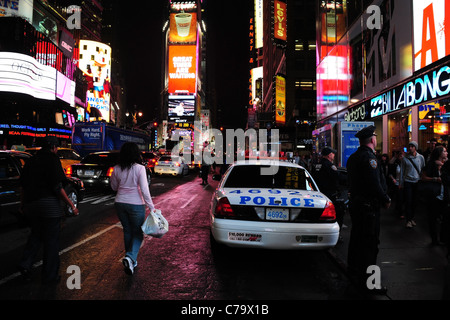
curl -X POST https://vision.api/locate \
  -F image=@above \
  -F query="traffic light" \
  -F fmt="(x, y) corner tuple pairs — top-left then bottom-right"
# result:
(153, 122), (158, 128)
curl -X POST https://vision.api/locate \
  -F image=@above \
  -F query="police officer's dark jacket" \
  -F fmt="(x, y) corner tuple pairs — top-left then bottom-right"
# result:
(347, 145), (390, 205)
(315, 158), (339, 199)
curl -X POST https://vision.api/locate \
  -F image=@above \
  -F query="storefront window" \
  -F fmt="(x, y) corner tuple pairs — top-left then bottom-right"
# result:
(418, 98), (450, 152)
(388, 110), (410, 156)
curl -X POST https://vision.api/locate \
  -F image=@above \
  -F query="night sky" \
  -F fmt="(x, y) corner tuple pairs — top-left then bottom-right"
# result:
(116, 0), (250, 129)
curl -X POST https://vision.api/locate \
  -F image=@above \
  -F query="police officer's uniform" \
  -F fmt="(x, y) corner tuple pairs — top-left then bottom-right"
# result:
(315, 147), (344, 227)
(346, 126), (390, 293)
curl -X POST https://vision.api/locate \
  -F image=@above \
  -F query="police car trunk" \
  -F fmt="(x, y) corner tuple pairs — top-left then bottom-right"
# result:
(210, 161), (340, 250)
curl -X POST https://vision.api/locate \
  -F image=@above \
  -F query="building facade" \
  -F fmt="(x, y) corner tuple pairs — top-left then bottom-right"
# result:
(248, 0), (317, 153)
(316, 0), (450, 166)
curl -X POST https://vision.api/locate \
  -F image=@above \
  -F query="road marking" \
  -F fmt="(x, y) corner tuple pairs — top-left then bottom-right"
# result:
(0, 223), (121, 286)
(91, 195), (116, 205)
(151, 183), (165, 187)
(181, 194), (198, 209)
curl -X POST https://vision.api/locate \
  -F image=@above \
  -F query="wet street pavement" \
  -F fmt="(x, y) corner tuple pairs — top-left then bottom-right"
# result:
(0, 173), (357, 304)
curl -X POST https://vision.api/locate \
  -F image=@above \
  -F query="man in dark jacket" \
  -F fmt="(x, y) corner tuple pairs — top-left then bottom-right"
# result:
(18, 136), (78, 284)
(315, 147), (343, 227)
(346, 125), (391, 295)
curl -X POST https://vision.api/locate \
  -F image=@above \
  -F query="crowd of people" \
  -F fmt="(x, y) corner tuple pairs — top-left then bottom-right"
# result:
(381, 138), (450, 246)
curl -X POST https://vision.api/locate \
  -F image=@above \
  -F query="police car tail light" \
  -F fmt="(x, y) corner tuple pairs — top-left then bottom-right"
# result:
(66, 166), (72, 177)
(320, 201), (336, 221)
(215, 197), (234, 217)
(174, 162), (181, 167)
(106, 167), (114, 177)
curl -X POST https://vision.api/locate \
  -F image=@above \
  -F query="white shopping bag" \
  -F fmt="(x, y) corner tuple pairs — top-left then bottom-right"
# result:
(141, 209), (169, 238)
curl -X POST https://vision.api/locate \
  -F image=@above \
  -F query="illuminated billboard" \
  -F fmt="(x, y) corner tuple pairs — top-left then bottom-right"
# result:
(168, 96), (195, 123)
(168, 45), (197, 95)
(413, 0), (450, 71)
(255, 0), (263, 49)
(273, 0), (287, 46)
(0, 0), (33, 23)
(78, 40), (112, 122)
(274, 75), (286, 125)
(169, 11), (197, 44)
(56, 71), (75, 106)
(0, 52), (56, 100)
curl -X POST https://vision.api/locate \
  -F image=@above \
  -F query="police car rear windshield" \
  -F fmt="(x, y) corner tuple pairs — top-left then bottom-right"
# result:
(224, 165), (317, 191)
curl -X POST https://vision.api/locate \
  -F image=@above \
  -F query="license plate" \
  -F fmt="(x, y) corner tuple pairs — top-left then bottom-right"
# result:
(228, 232), (262, 242)
(265, 208), (289, 221)
(84, 170), (95, 176)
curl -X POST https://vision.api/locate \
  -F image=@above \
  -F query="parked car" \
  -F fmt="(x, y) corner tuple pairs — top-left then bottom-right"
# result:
(0, 150), (85, 226)
(209, 160), (339, 251)
(67, 151), (152, 191)
(26, 147), (82, 173)
(141, 151), (159, 173)
(154, 155), (190, 176)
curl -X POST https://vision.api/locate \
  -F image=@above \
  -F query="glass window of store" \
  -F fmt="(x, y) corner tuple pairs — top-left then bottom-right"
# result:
(388, 109), (410, 157)
(418, 98), (450, 154)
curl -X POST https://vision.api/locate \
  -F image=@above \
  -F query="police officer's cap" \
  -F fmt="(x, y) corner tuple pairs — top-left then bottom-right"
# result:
(355, 125), (377, 140)
(321, 146), (337, 156)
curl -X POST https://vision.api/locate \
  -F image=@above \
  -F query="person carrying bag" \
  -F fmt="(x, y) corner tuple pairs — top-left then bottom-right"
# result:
(110, 142), (157, 275)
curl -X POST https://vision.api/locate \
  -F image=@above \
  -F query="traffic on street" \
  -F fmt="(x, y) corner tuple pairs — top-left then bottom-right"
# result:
(2, 0), (450, 312)
(0, 170), (359, 301)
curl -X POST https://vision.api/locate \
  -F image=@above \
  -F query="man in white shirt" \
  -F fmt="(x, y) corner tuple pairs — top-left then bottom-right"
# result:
(400, 141), (425, 228)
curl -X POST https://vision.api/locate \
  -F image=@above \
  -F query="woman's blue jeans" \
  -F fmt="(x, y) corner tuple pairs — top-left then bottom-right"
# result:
(115, 202), (146, 264)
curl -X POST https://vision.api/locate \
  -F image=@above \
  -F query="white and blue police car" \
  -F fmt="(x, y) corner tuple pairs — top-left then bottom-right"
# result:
(210, 160), (339, 250)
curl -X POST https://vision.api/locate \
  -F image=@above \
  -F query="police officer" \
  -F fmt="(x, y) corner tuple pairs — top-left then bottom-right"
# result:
(315, 147), (343, 227)
(346, 125), (391, 295)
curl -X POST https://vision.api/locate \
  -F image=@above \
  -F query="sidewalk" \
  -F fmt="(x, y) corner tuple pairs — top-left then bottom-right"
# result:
(329, 200), (450, 300)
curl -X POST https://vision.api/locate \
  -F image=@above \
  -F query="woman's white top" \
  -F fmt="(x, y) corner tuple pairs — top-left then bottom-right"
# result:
(110, 163), (155, 211)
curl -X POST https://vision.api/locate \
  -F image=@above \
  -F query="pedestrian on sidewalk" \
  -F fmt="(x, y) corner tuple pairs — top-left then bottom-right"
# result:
(346, 125), (391, 295)
(422, 146), (448, 245)
(388, 150), (404, 218)
(400, 141), (425, 228)
(18, 136), (79, 284)
(110, 142), (156, 275)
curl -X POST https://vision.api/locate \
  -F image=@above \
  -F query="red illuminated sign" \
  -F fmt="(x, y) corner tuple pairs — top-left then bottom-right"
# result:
(168, 45), (197, 95)
(274, 0), (287, 43)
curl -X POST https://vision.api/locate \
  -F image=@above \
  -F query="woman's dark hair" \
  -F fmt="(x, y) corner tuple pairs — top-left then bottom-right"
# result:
(119, 142), (141, 170)
(430, 145), (446, 162)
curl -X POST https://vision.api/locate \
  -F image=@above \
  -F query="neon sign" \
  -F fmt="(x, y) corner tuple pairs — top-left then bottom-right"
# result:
(370, 64), (450, 118)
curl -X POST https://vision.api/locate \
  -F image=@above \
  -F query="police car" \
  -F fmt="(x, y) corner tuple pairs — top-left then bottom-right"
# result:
(210, 160), (339, 250)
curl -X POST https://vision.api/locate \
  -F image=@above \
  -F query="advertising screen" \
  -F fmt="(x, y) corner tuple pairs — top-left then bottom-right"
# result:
(168, 96), (195, 123)
(413, 0), (449, 71)
(275, 75), (286, 125)
(56, 71), (75, 106)
(169, 11), (197, 43)
(78, 40), (112, 122)
(0, 0), (33, 23)
(274, 0), (287, 44)
(0, 52), (56, 100)
(168, 45), (197, 95)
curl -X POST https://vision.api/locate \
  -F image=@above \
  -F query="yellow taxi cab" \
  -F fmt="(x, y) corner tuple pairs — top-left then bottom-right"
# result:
(26, 147), (82, 172)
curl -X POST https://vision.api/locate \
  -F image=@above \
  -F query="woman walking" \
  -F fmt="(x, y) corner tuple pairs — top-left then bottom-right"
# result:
(110, 143), (156, 275)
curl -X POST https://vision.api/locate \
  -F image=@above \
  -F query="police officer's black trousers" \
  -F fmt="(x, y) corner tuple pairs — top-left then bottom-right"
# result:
(347, 202), (380, 286)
